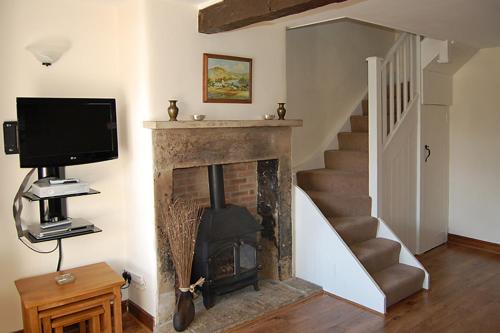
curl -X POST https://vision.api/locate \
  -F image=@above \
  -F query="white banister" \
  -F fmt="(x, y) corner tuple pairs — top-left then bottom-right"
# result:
(367, 57), (383, 217)
(367, 33), (419, 217)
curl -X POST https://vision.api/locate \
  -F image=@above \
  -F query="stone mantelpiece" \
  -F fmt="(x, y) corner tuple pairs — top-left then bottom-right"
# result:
(145, 120), (302, 324)
(143, 119), (302, 129)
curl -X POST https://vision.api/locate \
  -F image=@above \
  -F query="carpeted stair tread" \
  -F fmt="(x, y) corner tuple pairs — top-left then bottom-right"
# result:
(297, 169), (368, 194)
(350, 238), (401, 274)
(328, 216), (378, 245)
(306, 191), (371, 218)
(372, 263), (425, 307)
(350, 115), (368, 132)
(338, 132), (368, 152)
(324, 150), (368, 172)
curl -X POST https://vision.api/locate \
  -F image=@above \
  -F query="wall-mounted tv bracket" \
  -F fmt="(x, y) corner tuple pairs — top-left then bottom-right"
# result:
(3, 121), (19, 154)
(37, 167), (68, 223)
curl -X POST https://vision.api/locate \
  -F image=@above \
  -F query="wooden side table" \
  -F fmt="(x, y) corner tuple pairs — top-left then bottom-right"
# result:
(15, 262), (124, 333)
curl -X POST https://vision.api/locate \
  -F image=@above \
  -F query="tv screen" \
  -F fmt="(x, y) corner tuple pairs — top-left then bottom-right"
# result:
(17, 98), (118, 168)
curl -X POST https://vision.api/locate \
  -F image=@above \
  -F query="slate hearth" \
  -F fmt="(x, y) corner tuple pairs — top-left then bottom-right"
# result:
(145, 120), (302, 328)
(156, 278), (321, 333)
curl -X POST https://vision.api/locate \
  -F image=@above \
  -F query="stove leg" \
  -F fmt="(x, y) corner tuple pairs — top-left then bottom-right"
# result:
(202, 289), (215, 309)
(253, 281), (260, 291)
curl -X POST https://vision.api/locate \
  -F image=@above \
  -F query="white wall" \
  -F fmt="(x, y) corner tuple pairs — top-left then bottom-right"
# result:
(0, 0), (322, 328)
(286, 20), (395, 169)
(142, 0), (288, 322)
(116, 0), (158, 318)
(0, 0), (127, 331)
(145, 0), (286, 121)
(449, 47), (500, 245)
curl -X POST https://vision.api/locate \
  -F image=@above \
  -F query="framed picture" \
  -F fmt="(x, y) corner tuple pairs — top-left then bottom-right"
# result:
(203, 53), (252, 103)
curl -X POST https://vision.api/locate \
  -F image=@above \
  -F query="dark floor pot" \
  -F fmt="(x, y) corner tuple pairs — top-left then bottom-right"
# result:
(173, 291), (195, 332)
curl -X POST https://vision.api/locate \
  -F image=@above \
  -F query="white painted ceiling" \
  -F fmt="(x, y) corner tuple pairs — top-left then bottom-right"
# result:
(282, 0), (500, 48)
(181, 0), (222, 9)
(91, 0), (500, 48)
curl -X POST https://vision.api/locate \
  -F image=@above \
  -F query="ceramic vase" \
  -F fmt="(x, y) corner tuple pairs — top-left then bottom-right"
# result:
(277, 103), (286, 120)
(173, 291), (195, 332)
(168, 100), (179, 121)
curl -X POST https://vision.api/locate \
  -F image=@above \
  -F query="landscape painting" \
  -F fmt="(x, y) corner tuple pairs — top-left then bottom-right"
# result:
(203, 53), (252, 103)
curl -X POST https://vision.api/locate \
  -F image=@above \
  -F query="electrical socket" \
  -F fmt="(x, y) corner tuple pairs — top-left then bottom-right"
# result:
(126, 269), (146, 290)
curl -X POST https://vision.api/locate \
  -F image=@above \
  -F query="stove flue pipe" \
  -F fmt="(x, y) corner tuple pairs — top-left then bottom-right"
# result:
(208, 164), (225, 209)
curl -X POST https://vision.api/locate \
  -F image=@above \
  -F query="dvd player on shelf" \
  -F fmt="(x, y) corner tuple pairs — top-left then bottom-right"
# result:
(27, 219), (95, 240)
(30, 178), (90, 198)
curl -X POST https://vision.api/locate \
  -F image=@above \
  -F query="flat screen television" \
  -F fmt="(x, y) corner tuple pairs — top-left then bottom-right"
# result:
(17, 97), (118, 168)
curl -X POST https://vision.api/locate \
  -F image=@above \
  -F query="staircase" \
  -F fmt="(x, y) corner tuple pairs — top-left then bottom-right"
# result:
(297, 99), (425, 308)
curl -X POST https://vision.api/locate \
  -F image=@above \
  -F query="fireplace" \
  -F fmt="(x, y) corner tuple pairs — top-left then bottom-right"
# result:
(145, 120), (302, 325)
(192, 164), (263, 309)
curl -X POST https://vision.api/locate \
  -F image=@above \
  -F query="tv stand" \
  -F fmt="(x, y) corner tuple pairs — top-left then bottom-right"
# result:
(37, 166), (66, 223)
(22, 166), (102, 244)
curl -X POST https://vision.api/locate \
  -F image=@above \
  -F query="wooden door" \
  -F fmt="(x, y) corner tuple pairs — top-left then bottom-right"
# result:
(419, 105), (449, 253)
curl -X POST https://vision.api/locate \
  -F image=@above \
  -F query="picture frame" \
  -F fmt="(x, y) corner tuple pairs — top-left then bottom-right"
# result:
(203, 53), (253, 103)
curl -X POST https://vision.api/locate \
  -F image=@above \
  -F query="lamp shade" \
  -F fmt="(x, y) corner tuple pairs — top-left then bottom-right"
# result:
(26, 38), (71, 66)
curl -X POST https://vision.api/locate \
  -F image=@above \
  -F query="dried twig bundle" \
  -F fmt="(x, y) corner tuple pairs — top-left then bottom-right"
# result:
(162, 199), (202, 289)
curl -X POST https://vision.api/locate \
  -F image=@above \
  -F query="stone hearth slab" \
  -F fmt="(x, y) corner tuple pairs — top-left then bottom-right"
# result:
(155, 278), (321, 333)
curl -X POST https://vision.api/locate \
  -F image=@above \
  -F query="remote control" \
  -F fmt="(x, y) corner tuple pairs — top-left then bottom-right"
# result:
(49, 178), (80, 185)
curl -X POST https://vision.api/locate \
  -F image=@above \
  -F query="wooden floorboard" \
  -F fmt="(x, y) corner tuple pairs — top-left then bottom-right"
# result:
(123, 311), (151, 333)
(231, 243), (500, 333)
(124, 243), (500, 332)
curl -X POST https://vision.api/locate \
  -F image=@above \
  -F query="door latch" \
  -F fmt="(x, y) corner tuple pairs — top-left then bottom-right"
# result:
(425, 145), (431, 163)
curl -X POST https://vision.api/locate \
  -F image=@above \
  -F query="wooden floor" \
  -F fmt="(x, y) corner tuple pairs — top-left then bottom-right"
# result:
(126, 243), (500, 332)
(123, 312), (151, 333)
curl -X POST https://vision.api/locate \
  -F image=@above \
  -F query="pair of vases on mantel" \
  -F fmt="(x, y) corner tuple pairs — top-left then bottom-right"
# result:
(167, 100), (288, 121)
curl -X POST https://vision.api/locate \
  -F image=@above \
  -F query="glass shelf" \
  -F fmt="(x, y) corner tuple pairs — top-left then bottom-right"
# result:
(23, 225), (102, 244)
(22, 189), (100, 202)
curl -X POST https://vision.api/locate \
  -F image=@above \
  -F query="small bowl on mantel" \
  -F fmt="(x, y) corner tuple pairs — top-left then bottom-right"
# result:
(191, 114), (206, 121)
(263, 114), (276, 120)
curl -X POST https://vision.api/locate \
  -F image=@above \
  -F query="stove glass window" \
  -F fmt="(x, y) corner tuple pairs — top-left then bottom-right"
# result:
(240, 243), (257, 273)
(213, 247), (236, 279)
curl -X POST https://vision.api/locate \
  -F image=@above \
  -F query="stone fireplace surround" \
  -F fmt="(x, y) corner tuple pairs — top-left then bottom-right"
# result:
(144, 119), (303, 327)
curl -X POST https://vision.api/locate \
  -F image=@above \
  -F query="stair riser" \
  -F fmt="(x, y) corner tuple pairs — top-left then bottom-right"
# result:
(324, 151), (368, 172)
(350, 116), (368, 132)
(338, 133), (368, 152)
(373, 264), (425, 308)
(307, 192), (371, 218)
(297, 172), (368, 195)
(352, 241), (401, 274)
(333, 220), (378, 245)
(386, 279), (423, 307)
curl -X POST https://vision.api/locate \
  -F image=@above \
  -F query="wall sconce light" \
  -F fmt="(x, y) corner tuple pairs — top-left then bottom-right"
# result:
(26, 37), (71, 66)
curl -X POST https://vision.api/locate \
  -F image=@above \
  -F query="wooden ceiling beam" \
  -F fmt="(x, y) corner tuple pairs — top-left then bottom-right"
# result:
(198, 0), (348, 34)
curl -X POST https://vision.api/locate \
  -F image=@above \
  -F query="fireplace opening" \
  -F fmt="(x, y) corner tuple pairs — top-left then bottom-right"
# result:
(191, 164), (263, 309)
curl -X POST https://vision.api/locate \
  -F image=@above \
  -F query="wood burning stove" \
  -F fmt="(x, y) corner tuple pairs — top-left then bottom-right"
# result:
(192, 164), (263, 309)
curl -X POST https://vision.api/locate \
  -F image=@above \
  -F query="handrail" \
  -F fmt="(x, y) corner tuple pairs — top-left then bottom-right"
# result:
(382, 33), (409, 67)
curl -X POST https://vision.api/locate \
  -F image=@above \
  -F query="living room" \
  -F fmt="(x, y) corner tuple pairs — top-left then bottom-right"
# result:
(1, 0), (500, 332)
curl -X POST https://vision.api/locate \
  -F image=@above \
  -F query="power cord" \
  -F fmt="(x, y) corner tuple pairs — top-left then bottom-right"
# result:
(121, 271), (132, 290)
(57, 239), (63, 271)
(13, 168), (61, 268)
(18, 237), (59, 254)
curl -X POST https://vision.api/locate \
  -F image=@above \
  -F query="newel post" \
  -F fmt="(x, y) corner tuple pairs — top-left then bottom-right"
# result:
(366, 57), (383, 217)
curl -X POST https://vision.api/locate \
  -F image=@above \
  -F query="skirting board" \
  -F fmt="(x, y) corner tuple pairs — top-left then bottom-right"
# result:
(448, 233), (500, 255)
(126, 299), (155, 330)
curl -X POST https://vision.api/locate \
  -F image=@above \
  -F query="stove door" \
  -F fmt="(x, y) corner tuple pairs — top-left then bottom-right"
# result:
(209, 239), (259, 281)
(239, 241), (257, 273)
(211, 244), (237, 280)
